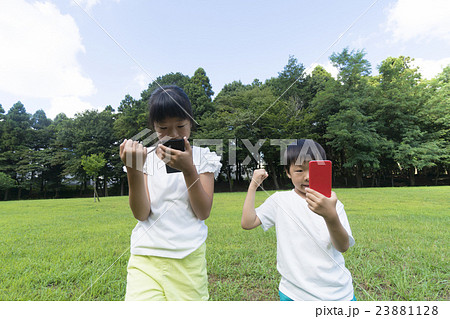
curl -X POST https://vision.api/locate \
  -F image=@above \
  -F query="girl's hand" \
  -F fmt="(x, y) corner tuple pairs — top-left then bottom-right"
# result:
(305, 188), (338, 221)
(250, 169), (268, 189)
(120, 139), (147, 172)
(156, 136), (194, 173)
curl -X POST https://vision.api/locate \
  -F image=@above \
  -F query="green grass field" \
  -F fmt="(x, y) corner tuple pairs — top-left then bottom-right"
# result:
(0, 186), (449, 301)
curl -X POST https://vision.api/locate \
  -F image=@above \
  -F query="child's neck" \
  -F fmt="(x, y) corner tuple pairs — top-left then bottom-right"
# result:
(293, 188), (306, 199)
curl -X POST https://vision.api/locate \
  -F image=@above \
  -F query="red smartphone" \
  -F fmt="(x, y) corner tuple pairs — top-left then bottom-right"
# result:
(309, 160), (332, 197)
(163, 139), (185, 174)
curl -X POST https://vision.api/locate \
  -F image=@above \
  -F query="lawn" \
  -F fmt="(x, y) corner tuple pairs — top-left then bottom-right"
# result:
(0, 186), (448, 301)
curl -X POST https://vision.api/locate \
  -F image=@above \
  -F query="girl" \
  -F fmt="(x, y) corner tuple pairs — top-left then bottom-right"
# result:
(119, 85), (222, 301)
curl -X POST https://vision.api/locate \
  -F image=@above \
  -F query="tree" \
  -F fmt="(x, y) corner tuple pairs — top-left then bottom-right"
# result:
(26, 110), (54, 198)
(42, 115), (71, 199)
(0, 171), (16, 200)
(308, 48), (380, 186)
(325, 107), (383, 187)
(204, 84), (292, 190)
(81, 153), (106, 202)
(215, 80), (249, 98)
(114, 94), (147, 139)
(330, 48), (371, 88)
(302, 65), (335, 110)
(57, 109), (117, 196)
(376, 56), (434, 185)
(141, 72), (191, 102)
(0, 104), (5, 121)
(0, 102), (32, 199)
(421, 66), (450, 184)
(266, 55), (307, 109)
(184, 67), (215, 120)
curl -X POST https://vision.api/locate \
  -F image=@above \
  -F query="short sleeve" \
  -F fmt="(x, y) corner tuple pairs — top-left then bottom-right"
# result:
(255, 194), (278, 231)
(336, 200), (355, 247)
(196, 147), (222, 179)
(141, 149), (153, 175)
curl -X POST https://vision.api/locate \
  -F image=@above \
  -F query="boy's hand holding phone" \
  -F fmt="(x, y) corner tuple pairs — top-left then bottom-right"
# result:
(305, 188), (338, 221)
(307, 160), (339, 221)
(250, 169), (268, 189)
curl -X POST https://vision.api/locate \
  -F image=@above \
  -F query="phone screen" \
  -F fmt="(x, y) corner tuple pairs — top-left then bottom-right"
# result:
(309, 160), (332, 197)
(163, 139), (185, 174)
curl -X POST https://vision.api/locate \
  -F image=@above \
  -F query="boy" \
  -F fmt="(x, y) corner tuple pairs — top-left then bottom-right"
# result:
(241, 139), (355, 301)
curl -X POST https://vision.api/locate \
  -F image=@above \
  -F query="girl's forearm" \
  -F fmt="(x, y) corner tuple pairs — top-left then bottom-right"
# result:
(183, 168), (212, 221)
(241, 184), (258, 229)
(127, 168), (151, 221)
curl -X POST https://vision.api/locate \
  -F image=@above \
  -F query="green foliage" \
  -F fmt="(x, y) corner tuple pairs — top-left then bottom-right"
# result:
(81, 153), (106, 178)
(184, 67), (215, 119)
(330, 47), (371, 86)
(0, 172), (15, 190)
(57, 109), (118, 191)
(326, 107), (382, 169)
(266, 55), (307, 108)
(422, 66), (450, 169)
(0, 51), (449, 198)
(309, 49), (380, 185)
(81, 153), (107, 202)
(373, 56), (440, 185)
(114, 94), (147, 139)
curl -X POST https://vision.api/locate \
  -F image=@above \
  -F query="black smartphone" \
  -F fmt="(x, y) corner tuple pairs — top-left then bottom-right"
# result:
(162, 139), (185, 174)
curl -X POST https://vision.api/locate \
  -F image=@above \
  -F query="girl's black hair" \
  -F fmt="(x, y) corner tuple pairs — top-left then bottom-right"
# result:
(284, 139), (327, 171)
(148, 85), (195, 128)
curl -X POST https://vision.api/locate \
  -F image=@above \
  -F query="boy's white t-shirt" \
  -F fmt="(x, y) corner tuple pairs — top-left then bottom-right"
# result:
(129, 145), (222, 259)
(255, 190), (355, 301)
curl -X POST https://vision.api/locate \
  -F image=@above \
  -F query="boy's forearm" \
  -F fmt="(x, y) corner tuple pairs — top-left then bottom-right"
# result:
(241, 184), (258, 229)
(324, 213), (349, 252)
(127, 168), (151, 221)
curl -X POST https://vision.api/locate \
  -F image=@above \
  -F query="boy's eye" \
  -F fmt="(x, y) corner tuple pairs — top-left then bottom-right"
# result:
(159, 127), (167, 130)
(177, 125), (186, 128)
(295, 170), (303, 173)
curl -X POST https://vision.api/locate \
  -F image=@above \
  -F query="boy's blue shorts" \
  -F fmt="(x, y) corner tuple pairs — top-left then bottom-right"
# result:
(279, 291), (357, 301)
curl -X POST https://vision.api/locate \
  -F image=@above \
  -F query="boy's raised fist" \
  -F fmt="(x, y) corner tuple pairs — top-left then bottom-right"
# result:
(251, 169), (268, 188)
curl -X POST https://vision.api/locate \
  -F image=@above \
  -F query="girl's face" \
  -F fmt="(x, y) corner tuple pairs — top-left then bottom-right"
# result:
(286, 162), (309, 199)
(154, 117), (192, 140)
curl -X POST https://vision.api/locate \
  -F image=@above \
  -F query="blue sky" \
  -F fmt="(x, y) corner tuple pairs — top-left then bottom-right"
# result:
(1, 0), (449, 119)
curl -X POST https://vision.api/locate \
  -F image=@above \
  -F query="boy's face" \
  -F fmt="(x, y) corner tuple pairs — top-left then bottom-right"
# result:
(286, 162), (309, 199)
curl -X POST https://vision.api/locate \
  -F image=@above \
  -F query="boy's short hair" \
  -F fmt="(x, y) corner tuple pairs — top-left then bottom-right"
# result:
(284, 139), (327, 171)
(148, 85), (195, 129)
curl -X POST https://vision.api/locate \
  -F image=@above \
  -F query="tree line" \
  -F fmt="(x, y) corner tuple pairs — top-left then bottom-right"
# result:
(0, 48), (449, 200)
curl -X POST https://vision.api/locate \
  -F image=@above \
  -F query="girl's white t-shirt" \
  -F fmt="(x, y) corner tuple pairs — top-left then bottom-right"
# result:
(255, 190), (355, 301)
(129, 145), (222, 259)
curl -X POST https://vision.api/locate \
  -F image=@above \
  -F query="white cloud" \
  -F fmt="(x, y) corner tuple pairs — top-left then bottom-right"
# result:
(386, 0), (450, 42)
(48, 96), (96, 119)
(134, 72), (150, 91)
(74, 0), (120, 11)
(74, 0), (101, 11)
(412, 57), (450, 79)
(120, 71), (149, 102)
(307, 62), (339, 79)
(0, 0), (96, 117)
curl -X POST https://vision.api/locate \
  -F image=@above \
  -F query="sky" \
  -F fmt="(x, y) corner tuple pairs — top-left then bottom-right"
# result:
(1, 0), (449, 120)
